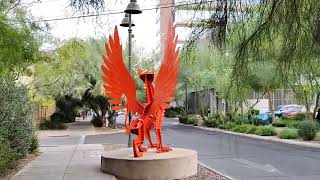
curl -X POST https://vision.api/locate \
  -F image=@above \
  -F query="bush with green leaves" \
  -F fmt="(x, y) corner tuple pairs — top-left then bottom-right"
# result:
(231, 124), (248, 133)
(204, 117), (218, 127)
(254, 126), (277, 136)
(55, 96), (81, 123)
(165, 107), (183, 117)
(287, 121), (301, 129)
(165, 109), (177, 117)
(277, 128), (298, 139)
(273, 120), (287, 127)
(39, 119), (67, 130)
(179, 115), (188, 124)
(0, 79), (33, 158)
(245, 124), (257, 134)
(291, 113), (308, 121)
(225, 121), (237, 130)
(29, 134), (39, 153)
(91, 117), (103, 127)
(186, 116), (199, 126)
(0, 138), (16, 177)
(50, 111), (65, 123)
(298, 121), (318, 141)
(179, 115), (200, 126)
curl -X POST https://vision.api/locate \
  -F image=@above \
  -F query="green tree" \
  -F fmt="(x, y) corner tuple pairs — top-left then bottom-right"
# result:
(0, 0), (45, 79)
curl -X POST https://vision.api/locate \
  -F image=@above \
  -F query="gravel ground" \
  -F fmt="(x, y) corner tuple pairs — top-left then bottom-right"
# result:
(181, 164), (231, 180)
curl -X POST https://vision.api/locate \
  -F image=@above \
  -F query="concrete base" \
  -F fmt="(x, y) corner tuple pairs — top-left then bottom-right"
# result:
(101, 148), (197, 180)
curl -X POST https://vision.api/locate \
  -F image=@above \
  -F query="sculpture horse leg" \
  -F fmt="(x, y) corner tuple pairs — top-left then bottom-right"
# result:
(128, 118), (147, 157)
(155, 109), (172, 153)
(143, 117), (157, 148)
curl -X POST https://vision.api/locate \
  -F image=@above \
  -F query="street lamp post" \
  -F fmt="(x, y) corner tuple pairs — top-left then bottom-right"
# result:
(120, 0), (142, 147)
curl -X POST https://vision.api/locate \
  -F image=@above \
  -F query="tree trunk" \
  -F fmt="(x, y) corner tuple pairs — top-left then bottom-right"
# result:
(101, 110), (107, 127)
(185, 81), (188, 115)
(303, 89), (311, 113)
(313, 92), (320, 120)
(107, 110), (116, 129)
(267, 90), (275, 124)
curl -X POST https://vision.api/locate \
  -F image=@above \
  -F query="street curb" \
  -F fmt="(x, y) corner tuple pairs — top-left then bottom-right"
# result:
(198, 161), (235, 180)
(180, 123), (320, 149)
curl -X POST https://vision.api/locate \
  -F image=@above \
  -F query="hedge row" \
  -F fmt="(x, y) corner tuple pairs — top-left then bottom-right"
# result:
(0, 79), (38, 177)
(179, 113), (319, 141)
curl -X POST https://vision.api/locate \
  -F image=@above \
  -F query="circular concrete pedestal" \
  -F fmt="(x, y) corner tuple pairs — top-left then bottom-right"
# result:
(101, 148), (197, 180)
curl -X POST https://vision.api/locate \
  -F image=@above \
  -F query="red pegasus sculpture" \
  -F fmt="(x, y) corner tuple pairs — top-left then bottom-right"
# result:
(101, 23), (179, 157)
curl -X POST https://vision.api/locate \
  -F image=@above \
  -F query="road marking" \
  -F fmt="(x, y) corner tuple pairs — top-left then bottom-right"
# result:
(233, 158), (284, 174)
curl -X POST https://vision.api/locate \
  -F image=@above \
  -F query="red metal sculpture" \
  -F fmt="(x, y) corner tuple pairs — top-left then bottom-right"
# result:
(101, 22), (179, 157)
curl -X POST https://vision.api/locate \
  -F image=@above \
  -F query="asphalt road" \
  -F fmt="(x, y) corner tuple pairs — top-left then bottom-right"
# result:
(84, 118), (320, 180)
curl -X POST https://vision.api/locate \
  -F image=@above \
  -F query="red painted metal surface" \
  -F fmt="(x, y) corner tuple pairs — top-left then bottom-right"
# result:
(101, 22), (179, 157)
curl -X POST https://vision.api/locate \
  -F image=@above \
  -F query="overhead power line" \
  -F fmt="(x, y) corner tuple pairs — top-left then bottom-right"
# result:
(22, 0), (217, 22)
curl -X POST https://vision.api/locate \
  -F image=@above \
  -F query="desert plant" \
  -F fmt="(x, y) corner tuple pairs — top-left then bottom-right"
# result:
(254, 126), (277, 136)
(298, 121), (318, 141)
(278, 128), (299, 139)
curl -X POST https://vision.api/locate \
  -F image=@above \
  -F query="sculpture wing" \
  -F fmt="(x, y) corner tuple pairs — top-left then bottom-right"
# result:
(101, 26), (143, 114)
(151, 22), (180, 111)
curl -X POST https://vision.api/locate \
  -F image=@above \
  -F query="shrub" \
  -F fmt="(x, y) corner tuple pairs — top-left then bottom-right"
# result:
(245, 124), (257, 134)
(55, 95), (81, 123)
(39, 119), (67, 130)
(0, 138), (16, 176)
(287, 121), (301, 129)
(186, 116), (199, 126)
(50, 111), (65, 123)
(179, 115), (199, 126)
(29, 134), (39, 153)
(298, 121), (318, 141)
(273, 120), (287, 127)
(179, 116), (188, 124)
(232, 114), (246, 125)
(231, 124), (248, 133)
(254, 126), (277, 136)
(165, 109), (177, 117)
(0, 79), (33, 158)
(166, 107), (184, 116)
(225, 121), (237, 130)
(218, 124), (227, 129)
(247, 117), (265, 126)
(204, 117), (218, 128)
(291, 113), (308, 121)
(278, 128), (298, 139)
(91, 117), (103, 127)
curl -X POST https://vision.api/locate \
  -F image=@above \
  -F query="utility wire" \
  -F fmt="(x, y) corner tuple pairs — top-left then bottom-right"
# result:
(7, 0), (217, 22)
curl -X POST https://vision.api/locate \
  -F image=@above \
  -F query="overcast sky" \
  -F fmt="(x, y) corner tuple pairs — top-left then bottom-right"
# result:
(22, 0), (160, 56)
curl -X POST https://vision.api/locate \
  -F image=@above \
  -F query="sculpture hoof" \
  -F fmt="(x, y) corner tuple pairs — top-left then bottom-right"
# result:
(156, 146), (172, 153)
(148, 144), (158, 149)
